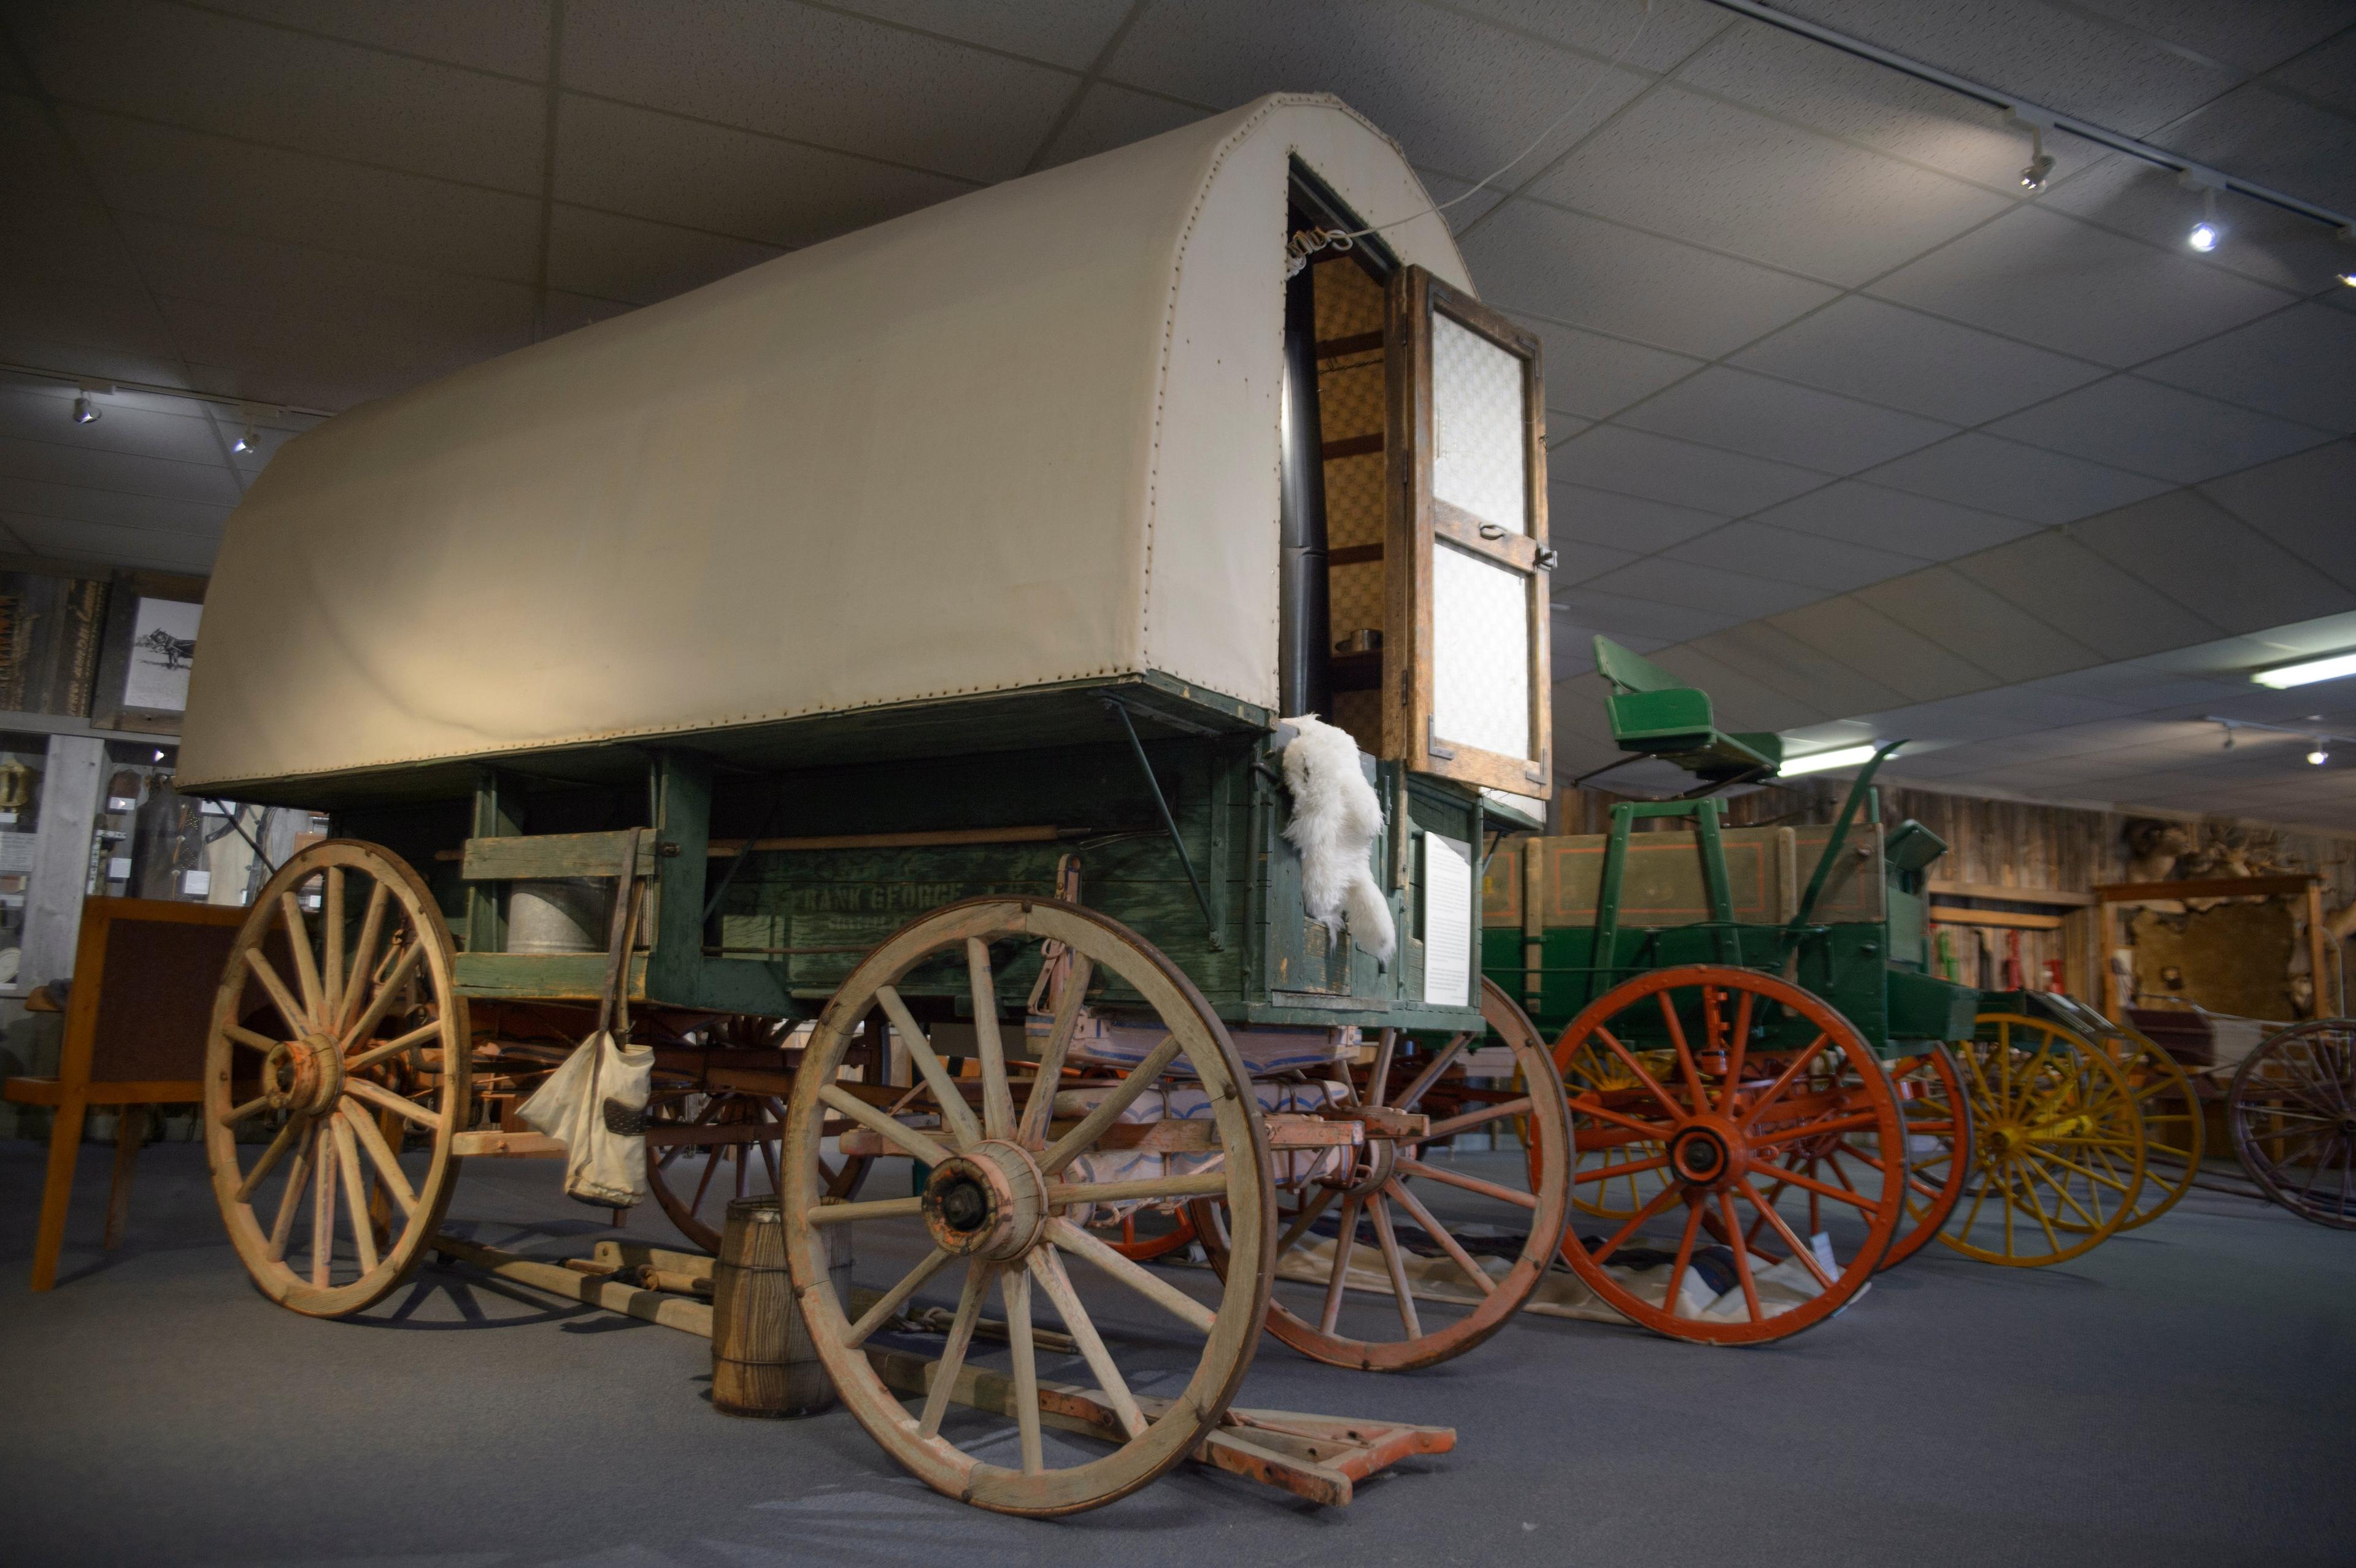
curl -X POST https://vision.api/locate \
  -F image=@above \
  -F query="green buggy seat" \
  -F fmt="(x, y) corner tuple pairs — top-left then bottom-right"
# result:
(1592, 635), (1783, 783)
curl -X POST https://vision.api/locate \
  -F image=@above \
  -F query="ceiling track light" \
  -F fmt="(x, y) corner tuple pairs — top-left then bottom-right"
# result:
(2308, 742), (2330, 767)
(2179, 167), (2226, 252)
(2011, 110), (2055, 193)
(231, 425), (258, 455)
(2205, 716), (2350, 766)
(71, 394), (99, 425)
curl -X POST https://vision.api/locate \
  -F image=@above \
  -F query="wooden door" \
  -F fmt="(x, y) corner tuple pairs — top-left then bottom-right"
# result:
(1383, 266), (1552, 797)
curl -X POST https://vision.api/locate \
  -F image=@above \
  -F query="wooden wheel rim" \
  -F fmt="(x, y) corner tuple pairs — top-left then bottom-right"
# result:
(1560, 1031), (1671, 1221)
(1881, 1045), (1971, 1270)
(2228, 1018), (2356, 1230)
(2100, 1027), (2202, 1232)
(1191, 978), (1574, 1372)
(780, 897), (1274, 1517)
(645, 1036), (873, 1253)
(202, 840), (468, 1318)
(1547, 966), (1906, 1346)
(1940, 1013), (2146, 1267)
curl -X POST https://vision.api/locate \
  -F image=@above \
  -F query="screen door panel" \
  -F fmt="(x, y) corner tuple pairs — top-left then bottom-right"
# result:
(1385, 266), (1552, 798)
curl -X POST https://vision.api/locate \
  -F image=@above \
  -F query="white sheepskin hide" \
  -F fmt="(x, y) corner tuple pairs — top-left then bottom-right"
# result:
(1279, 715), (1396, 963)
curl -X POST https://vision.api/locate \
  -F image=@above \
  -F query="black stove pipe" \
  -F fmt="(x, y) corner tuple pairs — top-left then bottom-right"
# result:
(1277, 243), (1333, 721)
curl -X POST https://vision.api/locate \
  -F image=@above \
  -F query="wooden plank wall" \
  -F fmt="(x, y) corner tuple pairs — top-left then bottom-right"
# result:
(1553, 781), (2356, 1007)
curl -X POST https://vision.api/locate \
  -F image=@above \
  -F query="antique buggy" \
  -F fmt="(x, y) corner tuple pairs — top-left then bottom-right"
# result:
(1480, 638), (2188, 1343)
(179, 96), (1574, 1515)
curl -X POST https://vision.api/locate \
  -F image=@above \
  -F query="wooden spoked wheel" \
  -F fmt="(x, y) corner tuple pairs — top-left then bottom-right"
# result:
(2090, 1024), (2202, 1232)
(1942, 1013), (2146, 1267)
(1193, 978), (1574, 1372)
(202, 840), (468, 1318)
(1881, 1047), (1971, 1270)
(1548, 966), (1905, 1345)
(780, 897), (1273, 1517)
(644, 1018), (876, 1252)
(2228, 1018), (2356, 1229)
(1106, 1209), (1196, 1262)
(1560, 1031), (1670, 1221)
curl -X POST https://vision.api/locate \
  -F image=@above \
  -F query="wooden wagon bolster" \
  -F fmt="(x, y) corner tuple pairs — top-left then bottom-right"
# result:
(835, 1112), (1363, 1158)
(644, 1121), (782, 1149)
(450, 1130), (568, 1158)
(1315, 1105), (1431, 1140)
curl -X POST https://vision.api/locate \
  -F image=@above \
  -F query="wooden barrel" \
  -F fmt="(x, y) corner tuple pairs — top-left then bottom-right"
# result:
(712, 1196), (848, 1418)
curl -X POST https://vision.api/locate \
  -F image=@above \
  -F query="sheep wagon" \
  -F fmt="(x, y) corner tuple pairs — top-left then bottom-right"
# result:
(178, 94), (1574, 1515)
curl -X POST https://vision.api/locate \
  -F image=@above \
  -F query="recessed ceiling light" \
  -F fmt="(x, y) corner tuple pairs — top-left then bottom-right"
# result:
(1779, 742), (1883, 777)
(2252, 650), (2356, 689)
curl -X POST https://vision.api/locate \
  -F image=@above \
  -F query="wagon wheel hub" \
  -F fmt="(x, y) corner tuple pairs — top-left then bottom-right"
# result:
(1984, 1120), (2029, 1158)
(1668, 1118), (1744, 1189)
(263, 1033), (344, 1117)
(920, 1139), (1046, 1261)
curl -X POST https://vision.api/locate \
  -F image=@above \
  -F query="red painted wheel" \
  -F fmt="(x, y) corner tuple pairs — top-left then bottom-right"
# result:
(1879, 1046), (1970, 1269)
(1106, 1209), (1196, 1261)
(1549, 966), (1904, 1345)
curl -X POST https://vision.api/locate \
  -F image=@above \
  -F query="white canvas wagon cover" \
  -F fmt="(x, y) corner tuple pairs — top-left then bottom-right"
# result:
(177, 94), (1472, 796)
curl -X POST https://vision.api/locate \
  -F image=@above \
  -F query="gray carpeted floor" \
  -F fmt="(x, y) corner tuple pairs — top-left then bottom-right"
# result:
(2, 1138), (2350, 1567)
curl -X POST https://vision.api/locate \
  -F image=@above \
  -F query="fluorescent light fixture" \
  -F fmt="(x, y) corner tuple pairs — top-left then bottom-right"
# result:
(1779, 742), (1881, 777)
(2252, 650), (2356, 688)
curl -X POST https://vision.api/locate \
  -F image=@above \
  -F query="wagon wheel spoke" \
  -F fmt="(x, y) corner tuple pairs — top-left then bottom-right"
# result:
(1659, 991), (1706, 1108)
(1593, 1026), (1686, 1120)
(1049, 1171), (1228, 1207)
(1745, 1156), (1876, 1213)
(244, 947), (311, 1042)
(341, 1102), (417, 1216)
(279, 891), (329, 1028)
(1589, 1182), (1684, 1266)
(1392, 1031), (1472, 1113)
(343, 1076), (437, 1129)
(1420, 1096), (1533, 1140)
(1017, 953), (1091, 1145)
(225, 1023), (281, 1055)
(918, 1261), (994, 1439)
(2017, 1153), (2102, 1229)
(1382, 1177), (1495, 1297)
(1031, 1249), (1147, 1440)
(1364, 1027), (1398, 1107)
(341, 1021), (441, 1077)
(1316, 1194), (1365, 1335)
(1572, 1153), (1671, 1187)
(1001, 1266), (1044, 1475)
(337, 940), (426, 1056)
(1717, 1192), (1763, 1321)
(329, 1113), (378, 1274)
(265, 1126), (316, 1261)
(875, 985), (984, 1151)
(1741, 1032), (1832, 1127)
(1364, 1193), (1422, 1339)
(966, 939), (1017, 1140)
(1038, 1035), (1183, 1175)
(1046, 1216), (1215, 1334)
(1663, 1196), (1706, 1319)
(1273, 1183), (1338, 1260)
(1733, 1177), (1836, 1292)
(1717, 988), (1755, 1113)
(1393, 1156), (1539, 1210)
(220, 1093), (274, 1127)
(320, 868), (346, 1026)
(845, 1247), (957, 1348)
(337, 881), (391, 1034)
(309, 1138), (337, 1289)
(234, 1117), (303, 1201)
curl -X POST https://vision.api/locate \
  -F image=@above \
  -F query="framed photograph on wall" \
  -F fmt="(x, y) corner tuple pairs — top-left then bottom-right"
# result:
(91, 569), (207, 734)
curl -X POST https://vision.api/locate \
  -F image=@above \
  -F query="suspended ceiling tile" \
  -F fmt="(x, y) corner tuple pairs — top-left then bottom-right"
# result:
(1727, 295), (2106, 426)
(0, 278), (179, 364)
(117, 213), (536, 323)
(1867, 205), (2295, 367)
(1645, 645), (1829, 730)
(544, 206), (781, 308)
(818, 1), (1141, 71)
(1752, 480), (2038, 561)
(1684, 620), (1912, 715)
(2151, 80), (2356, 220)
(2141, 307), (2356, 435)
(1582, 554), (1830, 618)
(1031, 83), (1208, 170)
(1103, 0), (1647, 181)
(1673, 17), (2110, 190)
(2066, 1), (2356, 73)
(1662, 519), (1925, 592)
(199, 0), (558, 79)
(1442, 0), (1736, 73)
(1550, 425), (1829, 517)
(0, 94), (148, 294)
(1545, 410), (1592, 445)
(24, 0), (547, 191)
(1765, 593), (1998, 702)
(1987, 374), (2335, 484)
(2033, 157), (2348, 296)
(2269, 27), (2356, 115)
(2198, 440), (2356, 592)
(1860, 431), (2171, 523)
(1523, 85), (2009, 287)
(1550, 586), (1742, 645)
(1852, 567), (2104, 682)
(2066, 489), (2356, 636)
(555, 96), (973, 249)
(1547, 481), (1728, 551)
(2020, 663), (2246, 712)
(1860, 687), (2133, 743)
(1756, 1), (2235, 135)
(1509, 315), (1705, 422)
(0, 432), (240, 507)
(1461, 200), (1838, 359)
(66, 109), (542, 284)
(153, 286), (536, 410)
(563, 0), (1072, 183)
(1614, 366), (1955, 474)
(0, 474), (234, 536)
(1550, 537), (1644, 586)
(0, 511), (220, 572)
(1950, 528), (2220, 658)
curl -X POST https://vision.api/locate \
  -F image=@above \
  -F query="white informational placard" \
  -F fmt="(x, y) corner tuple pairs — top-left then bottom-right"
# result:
(0, 831), (34, 874)
(1422, 833), (1474, 1007)
(123, 597), (202, 712)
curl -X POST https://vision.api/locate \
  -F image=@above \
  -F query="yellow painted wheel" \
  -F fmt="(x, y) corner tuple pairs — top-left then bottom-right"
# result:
(1559, 1032), (1673, 1220)
(1941, 1013), (2146, 1268)
(2065, 1023), (2201, 1232)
